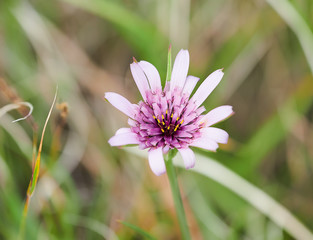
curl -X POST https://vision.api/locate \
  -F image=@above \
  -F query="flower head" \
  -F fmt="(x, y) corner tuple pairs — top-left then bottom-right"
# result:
(105, 49), (233, 176)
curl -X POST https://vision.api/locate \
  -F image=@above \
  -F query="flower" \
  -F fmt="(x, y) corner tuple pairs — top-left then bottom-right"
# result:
(105, 49), (233, 176)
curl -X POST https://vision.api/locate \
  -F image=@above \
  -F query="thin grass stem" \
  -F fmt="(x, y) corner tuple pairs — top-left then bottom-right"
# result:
(165, 150), (191, 240)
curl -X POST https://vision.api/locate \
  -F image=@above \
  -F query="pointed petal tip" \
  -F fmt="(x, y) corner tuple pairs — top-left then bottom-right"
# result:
(227, 105), (235, 116)
(108, 132), (139, 147)
(148, 148), (166, 176)
(103, 93), (108, 101)
(107, 137), (114, 146)
(180, 49), (189, 54)
(154, 170), (166, 176)
(185, 162), (195, 169)
(170, 49), (190, 90)
(178, 148), (196, 169)
(104, 92), (135, 118)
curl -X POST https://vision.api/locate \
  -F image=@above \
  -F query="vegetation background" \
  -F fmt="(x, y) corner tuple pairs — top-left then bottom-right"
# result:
(0, 0), (313, 239)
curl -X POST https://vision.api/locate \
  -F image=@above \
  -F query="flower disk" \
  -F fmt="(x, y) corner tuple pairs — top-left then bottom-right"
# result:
(129, 86), (205, 150)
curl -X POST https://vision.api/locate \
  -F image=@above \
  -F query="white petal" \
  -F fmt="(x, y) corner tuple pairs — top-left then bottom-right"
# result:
(108, 132), (139, 146)
(201, 127), (229, 144)
(178, 148), (196, 169)
(138, 61), (161, 90)
(182, 75), (199, 96)
(170, 49), (190, 91)
(105, 92), (135, 118)
(191, 69), (224, 107)
(115, 128), (132, 135)
(130, 62), (150, 101)
(200, 105), (234, 127)
(190, 137), (219, 152)
(148, 148), (166, 176)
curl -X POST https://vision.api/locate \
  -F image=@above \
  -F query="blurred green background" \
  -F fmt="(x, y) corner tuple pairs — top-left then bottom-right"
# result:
(1, 0), (313, 239)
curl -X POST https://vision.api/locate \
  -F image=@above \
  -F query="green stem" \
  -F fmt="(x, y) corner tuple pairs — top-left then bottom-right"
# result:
(165, 150), (191, 240)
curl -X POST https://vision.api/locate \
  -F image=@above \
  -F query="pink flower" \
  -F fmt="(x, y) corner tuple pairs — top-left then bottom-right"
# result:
(105, 49), (233, 176)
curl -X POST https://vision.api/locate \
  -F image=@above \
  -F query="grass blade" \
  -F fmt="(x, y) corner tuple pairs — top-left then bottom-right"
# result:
(0, 102), (33, 122)
(119, 221), (157, 240)
(19, 87), (58, 238)
(165, 44), (172, 84)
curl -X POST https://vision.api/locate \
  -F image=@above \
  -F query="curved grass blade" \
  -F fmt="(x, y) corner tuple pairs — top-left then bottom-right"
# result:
(19, 88), (58, 239)
(0, 102), (33, 122)
(118, 220), (157, 240)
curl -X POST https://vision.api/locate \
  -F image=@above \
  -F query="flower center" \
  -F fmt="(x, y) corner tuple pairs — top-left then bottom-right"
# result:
(152, 111), (184, 136)
(129, 88), (203, 149)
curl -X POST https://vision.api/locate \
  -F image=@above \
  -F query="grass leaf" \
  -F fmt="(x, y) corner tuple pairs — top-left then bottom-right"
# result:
(119, 221), (157, 240)
(0, 102), (33, 122)
(19, 87), (58, 239)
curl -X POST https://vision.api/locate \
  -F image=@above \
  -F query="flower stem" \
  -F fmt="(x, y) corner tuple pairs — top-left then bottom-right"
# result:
(165, 150), (191, 240)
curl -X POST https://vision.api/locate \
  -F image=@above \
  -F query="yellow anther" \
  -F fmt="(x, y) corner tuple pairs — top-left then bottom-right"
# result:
(167, 126), (170, 130)
(176, 117), (179, 121)
(153, 115), (156, 119)
(174, 125), (179, 132)
(162, 121), (165, 125)
(162, 115), (164, 119)
(166, 110), (168, 115)
(171, 113), (173, 118)
(180, 119), (184, 124)
(161, 128), (164, 133)
(157, 119), (161, 123)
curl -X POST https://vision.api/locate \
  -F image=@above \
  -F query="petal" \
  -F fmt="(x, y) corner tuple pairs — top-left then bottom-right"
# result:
(138, 61), (161, 90)
(115, 128), (132, 135)
(170, 49), (190, 91)
(148, 148), (166, 176)
(191, 69), (224, 107)
(201, 127), (229, 144)
(182, 75), (199, 96)
(130, 61), (150, 101)
(178, 147), (196, 169)
(190, 136), (219, 152)
(200, 105), (234, 127)
(108, 132), (139, 146)
(105, 92), (135, 118)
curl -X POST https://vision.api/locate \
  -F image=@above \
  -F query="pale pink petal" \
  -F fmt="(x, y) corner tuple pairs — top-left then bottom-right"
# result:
(182, 75), (199, 96)
(108, 132), (139, 146)
(138, 61), (161, 90)
(190, 137), (219, 152)
(170, 49), (190, 91)
(148, 148), (166, 176)
(178, 147), (196, 169)
(200, 105), (234, 127)
(130, 62), (150, 101)
(201, 127), (229, 144)
(115, 128), (132, 135)
(105, 92), (135, 118)
(191, 69), (224, 107)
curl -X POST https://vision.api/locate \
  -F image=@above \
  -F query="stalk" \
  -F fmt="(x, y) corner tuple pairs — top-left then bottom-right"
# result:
(165, 150), (191, 240)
